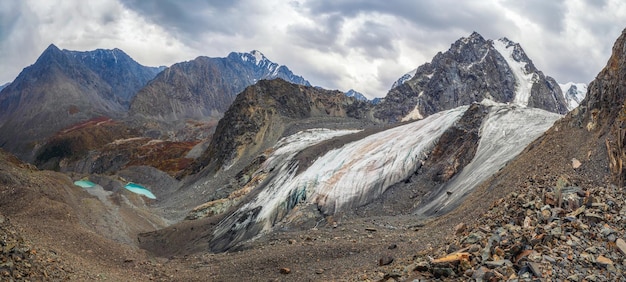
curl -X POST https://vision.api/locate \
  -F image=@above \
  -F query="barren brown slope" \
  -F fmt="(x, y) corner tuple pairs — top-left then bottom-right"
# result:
(0, 149), (172, 281)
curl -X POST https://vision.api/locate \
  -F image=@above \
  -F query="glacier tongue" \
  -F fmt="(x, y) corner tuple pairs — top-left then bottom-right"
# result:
(211, 106), (468, 250)
(308, 106), (468, 214)
(415, 104), (562, 216)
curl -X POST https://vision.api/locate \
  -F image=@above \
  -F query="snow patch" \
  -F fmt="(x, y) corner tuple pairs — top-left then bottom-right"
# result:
(401, 92), (424, 121)
(492, 39), (535, 107)
(250, 50), (265, 65)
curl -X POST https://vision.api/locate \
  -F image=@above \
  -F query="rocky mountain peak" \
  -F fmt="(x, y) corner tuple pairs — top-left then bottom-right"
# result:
(390, 68), (417, 89)
(345, 89), (368, 101)
(190, 78), (372, 173)
(559, 82), (587, 110)
(374, 32), (567, 122)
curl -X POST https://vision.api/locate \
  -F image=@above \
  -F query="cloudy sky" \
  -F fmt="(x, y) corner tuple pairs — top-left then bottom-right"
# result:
(1, 0), (625, 98)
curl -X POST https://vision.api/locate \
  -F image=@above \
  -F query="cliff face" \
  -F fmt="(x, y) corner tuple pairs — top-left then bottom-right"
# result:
(374, 32), (568, 122)
(573, 29), (626, 130)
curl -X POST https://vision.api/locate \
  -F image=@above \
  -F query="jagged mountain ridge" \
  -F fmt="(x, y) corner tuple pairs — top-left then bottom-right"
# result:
(345, 89), (369, 101)
(128, 50), (310, 121)
(0, 82), (9, 91)
(65, 48), (164, 107)
(0, 44), (163, 161)
(374, 32), (568, 122)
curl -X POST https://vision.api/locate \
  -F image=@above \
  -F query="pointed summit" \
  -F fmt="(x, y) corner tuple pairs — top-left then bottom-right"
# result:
(34, 43), (66, 65)
(375, 32), (567, 122)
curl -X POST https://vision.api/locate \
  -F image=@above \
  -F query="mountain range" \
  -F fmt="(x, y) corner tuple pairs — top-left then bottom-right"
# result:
(4, 27), (623, 280)
(129, 50), (310, 122)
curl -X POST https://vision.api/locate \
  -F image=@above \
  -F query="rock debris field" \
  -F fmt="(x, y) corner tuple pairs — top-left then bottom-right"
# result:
(394, 176), (626, 281)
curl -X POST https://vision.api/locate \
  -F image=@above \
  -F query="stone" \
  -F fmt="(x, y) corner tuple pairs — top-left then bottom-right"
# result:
(468, 244), (481, 253)
(432, 267), (455, 278)
(455, 222), (467, 234)
(484, 260), (512, 269)
(379, 255), (394, 266)
(572, 158), (582, 169)
(388, 244), (397, 250)
(365, 228), (377, 232)
(596, 255), (613, 268)
(463, 232), (484, 244)
(279, 267), (291, 274)
(412, 261), (430, 272)
(527, 262), (542, 278)
(315, 269), (324, 274)
(616, 238), (626, 255)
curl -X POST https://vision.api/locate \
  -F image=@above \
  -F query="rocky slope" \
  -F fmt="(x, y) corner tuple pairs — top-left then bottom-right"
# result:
(374, 32), (568, 122)
(32, 117), (197, 178)
(128, 50), (310, 122)
(386, 27), (626, 281)
(0, 148), (177, 280)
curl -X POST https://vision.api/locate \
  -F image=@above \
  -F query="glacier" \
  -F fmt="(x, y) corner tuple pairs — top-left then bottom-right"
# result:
(211, 106), (468, 250)
(415, 102), (562, 216)
(210, 102), (562, 251)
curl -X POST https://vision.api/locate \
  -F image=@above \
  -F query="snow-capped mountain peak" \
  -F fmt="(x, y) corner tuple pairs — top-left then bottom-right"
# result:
(559, 82), (587, 110)
(242, 50), (268, 66)
(228, 50), (311, 87)
(391, 68), (418, 89)
(345, 89), (368, 101)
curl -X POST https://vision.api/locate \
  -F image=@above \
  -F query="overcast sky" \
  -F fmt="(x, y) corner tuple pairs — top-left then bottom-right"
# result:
(1, 0), (625, 98)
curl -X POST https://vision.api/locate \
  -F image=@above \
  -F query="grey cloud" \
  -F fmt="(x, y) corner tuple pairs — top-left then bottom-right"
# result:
(286, 13), (346, 54)
(346, 21), (397, 59)
(504, 0), (566, 33)
(303, 0), (515, 36)
(120, 0), (251, 42)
